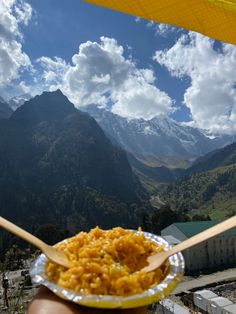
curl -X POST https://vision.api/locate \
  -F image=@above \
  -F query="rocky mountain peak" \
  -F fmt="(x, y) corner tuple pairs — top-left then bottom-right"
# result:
(11, 90), (77, 124)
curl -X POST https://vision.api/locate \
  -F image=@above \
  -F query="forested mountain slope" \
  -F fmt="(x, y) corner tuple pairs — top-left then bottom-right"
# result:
(0, 90), (150, 242)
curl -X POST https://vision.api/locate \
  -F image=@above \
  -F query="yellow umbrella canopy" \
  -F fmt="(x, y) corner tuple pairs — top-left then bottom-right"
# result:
(84, 0), (236, 45)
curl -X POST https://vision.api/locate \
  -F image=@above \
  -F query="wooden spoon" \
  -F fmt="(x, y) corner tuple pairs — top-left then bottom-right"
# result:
(0, 216), (71, 268)
(142, 215), (236, 273)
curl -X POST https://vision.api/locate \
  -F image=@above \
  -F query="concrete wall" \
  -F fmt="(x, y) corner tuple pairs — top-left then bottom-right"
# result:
(207, 235), (236, 268)
(183, 242), (209, 272)
(184, 235), (236, 272)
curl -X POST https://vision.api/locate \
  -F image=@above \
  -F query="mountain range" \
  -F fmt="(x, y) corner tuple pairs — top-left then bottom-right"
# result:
(2, 95), (235, 169)
(0, 90), (149, 238)
(84, 105), (235, 168)
(1, 91), (236, 225)
(84, 103), (236, 219)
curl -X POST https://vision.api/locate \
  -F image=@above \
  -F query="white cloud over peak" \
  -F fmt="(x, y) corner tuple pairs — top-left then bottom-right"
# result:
(0, 0), (32, 90)
(111, 69), (172, 119)
(38, 37), (174, 119)
(154, 32), (236, 135)
(37, 56), (69, 85)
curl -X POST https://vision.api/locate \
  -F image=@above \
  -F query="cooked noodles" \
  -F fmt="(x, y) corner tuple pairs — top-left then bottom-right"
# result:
(46, 227), (168, 296)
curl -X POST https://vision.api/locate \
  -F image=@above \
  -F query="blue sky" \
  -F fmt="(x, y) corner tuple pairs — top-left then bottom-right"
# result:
(1, 0), (236, 134)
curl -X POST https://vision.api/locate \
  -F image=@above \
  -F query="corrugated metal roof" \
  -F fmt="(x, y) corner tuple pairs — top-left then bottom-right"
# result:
(173, 221), (236, 238)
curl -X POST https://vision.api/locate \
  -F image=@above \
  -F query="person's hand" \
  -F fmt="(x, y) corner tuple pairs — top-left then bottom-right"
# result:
(27, 286), (147, 314)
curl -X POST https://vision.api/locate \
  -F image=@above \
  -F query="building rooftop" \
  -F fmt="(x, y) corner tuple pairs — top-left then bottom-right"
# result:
(223, 303), (236, 314)
(173, 221), (236, 238)
(160, 298), (190, 314)
(194, 289), (217, 299)
(209, 296), (233, 307)
(162, 235), (181, 245)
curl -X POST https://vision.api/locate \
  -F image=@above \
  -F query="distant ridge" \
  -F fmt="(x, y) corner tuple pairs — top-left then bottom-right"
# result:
(160, 140), (236, 219)
(187, 141), (236, 175)
(84, 105), (235, 167)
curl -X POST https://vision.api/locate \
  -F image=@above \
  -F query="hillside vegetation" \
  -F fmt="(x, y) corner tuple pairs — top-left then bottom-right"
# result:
(160, 164), (236, 219)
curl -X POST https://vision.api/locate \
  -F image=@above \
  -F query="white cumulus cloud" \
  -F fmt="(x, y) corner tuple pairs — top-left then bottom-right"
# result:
(37, 56), (69, 85)
(38, 37), (174, 119)
(111, 69), (172, 119)
(154, 32), (236, 135)
(0, 0), (32, 91)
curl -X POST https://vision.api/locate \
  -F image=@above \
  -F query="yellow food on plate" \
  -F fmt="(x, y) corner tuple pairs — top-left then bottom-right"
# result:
(46, 227), (169, 296)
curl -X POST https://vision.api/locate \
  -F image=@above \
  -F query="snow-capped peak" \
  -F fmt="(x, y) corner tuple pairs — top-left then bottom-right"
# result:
(83, 104), (235, 167)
